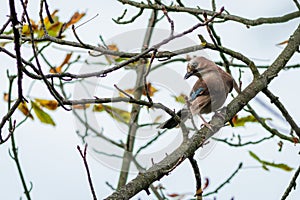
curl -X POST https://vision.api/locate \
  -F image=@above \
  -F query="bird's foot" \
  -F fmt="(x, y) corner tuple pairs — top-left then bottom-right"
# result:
(201, 122), (214, 131)
(213, 111), (226, 120)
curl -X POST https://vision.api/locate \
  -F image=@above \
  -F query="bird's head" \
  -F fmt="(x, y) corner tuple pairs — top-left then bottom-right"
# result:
(184, 56), (210, 79)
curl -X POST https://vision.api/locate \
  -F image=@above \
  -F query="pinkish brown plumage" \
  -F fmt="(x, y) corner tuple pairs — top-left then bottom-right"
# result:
(158, 56), (240, 129)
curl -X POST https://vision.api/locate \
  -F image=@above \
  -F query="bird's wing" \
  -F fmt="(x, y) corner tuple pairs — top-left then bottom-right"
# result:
(189, 79), (209, 101)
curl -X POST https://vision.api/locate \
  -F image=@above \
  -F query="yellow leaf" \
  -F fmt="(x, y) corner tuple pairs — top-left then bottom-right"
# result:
(21, 20), (38, 36)
(49, 53), (72, 73)
(35, 98), (58, 110)
(47, 21), (63, 37)
(65, 12), (86, 28)
(107, 44), (119, 52)
(0, 41), (11, 47)
(93, 104), (105, 112)
(93, 104), (131, 124)
(105, 44), (120, 64)
(31, 101), (55, 126)
(119, 83), (158, 97)
(232, 115), (271, 127)
(18, 102), (34, 119)
(173, 93), (187, 104)
(143, 83), (158, 97)
(44, 9), (59, 24)
(38, 10), (62, 37)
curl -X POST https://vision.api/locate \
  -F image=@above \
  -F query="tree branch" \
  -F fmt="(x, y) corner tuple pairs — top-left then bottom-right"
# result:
(104, 24), (300, 199)
(77, 144), (97, 200)
(281, 164), (300, 200)
(263, 88), (300, 138)
(117, 0), (300, 26)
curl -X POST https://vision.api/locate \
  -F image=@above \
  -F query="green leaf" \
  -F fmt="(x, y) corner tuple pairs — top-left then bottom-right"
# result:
(31, 101), (56, 126)
(249, 150), (261, 162)
(172, 93), (187, 104)
(249, 151), (293, 172)
(232, 115), (271, 127)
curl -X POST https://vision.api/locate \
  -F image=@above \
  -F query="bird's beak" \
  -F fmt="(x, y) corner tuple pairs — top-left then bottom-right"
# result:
(184, 71), (194, 79)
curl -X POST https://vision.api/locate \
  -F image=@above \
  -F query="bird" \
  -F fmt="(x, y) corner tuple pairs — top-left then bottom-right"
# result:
(158, 56), (240, 129)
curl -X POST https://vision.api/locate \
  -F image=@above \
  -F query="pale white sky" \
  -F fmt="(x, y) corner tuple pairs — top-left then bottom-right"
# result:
(0, 0), (299, 199)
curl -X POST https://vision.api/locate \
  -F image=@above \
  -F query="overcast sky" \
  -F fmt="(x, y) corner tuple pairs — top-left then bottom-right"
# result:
(0, 0), (299, 199)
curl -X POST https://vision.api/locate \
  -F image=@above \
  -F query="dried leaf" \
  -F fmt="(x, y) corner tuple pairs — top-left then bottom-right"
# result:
(65, 12), (86, 28)
(203, 177), (209, 190)
(31, 101), (56, 126)
(50, 53), (72, 73)
(167, 193), (180, 197)
(153, 115), (162, 123)
(119, 83), (158, 97)
(38, 10), (62, 37)
(276, 40), (289, 46)
(107, 44), (119, 52)
(93, 104), (131, 124)
(18, 102), (34, 119)
(292, 137), (299, 145)
(105, 44), (120, 64)
(72, 104), (90, 109)
(3, 93), (9, 102)
(21, 19), (38, 36)
(0, 41), (11, 47)
(143, 83), (158, 97)
(35, 98), (58, 110)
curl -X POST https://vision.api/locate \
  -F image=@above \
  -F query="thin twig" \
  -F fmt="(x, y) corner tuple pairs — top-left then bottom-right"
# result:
(6, 71), (32, 200)
(113, 8), (144, 24)
(0, 18), (11, 34)
(162, 6), (174, 36)
(77, 144), (97, 200)
(114, 84), (134, 99)
(44, 0), (54, 23)
(212, 135), (274, 147)
(143, 50), (157, 105)
(188, 155), (202, 199)
(117, 0), (300, 26)
(203, 163), (243, 197)
(263, 88), (300, 138)
(292, 0), (300, 10)
(246, 104), (297, 143)
(75, 13), (99, 29)
(72, 25), (89, 47)
(281, 165), (300, 200)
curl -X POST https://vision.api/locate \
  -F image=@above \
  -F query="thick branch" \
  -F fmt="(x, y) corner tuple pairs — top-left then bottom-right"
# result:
(104, 24), (300, 199)
(117, 0), (300, 26)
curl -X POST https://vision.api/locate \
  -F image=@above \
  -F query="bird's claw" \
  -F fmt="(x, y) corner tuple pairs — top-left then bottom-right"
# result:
(201, 122), (214, 131)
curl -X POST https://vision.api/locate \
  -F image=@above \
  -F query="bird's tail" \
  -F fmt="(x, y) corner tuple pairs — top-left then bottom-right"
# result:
(157, 109), (190, 129)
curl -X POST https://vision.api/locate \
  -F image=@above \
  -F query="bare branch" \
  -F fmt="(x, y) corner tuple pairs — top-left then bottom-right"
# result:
(203, 163), (243, 197)
(263, 88), (300, 138)
(113, 8), (144, 24)
(105, 23), (300, 199)
(117, 0), (300, 26)
(281, 165), (300, 200)
(77, 144), (98, 200)
(188, 155), (202, 199)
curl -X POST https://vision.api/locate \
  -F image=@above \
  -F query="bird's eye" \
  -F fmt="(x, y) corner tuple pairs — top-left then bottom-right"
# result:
(191, 62), (198, 68)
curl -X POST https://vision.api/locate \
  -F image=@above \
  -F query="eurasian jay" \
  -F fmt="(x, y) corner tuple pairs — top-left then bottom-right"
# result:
(158, 56), (240, 129)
